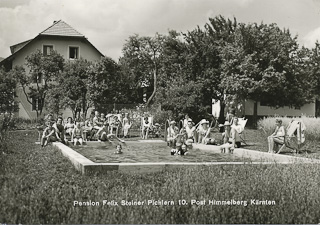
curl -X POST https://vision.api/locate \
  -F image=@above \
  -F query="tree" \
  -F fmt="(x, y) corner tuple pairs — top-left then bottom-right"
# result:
(179, 16), (238, 122)
(13, 50), (64, 118)
(120, 33), (165, 107)
(88, 57), (128, 112)
(219, 22), (314, 125)
(0, 67), (18, 114)
(51, 59), (92, 118)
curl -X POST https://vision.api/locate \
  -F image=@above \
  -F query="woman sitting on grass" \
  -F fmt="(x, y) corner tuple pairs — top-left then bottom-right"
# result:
(41, 121), (61, 147)
(268, 119), (285, 153)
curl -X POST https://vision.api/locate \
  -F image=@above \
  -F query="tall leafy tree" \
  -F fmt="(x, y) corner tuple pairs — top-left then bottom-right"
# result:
(0, 67), (18, 113)
(51, 59), (92, 118)
(13, 50), (64, 118)
(219, 22), (314, 125)
(120, 33), (165, 107)
(87, 56), (127, 112)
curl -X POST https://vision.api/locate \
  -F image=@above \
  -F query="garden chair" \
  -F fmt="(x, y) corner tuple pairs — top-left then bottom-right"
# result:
(109, 114), (122, 137)
(276, 120), (306, 154)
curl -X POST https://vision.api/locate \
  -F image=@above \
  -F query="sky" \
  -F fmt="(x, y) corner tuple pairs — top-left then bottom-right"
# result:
(1, 0), (320, 61)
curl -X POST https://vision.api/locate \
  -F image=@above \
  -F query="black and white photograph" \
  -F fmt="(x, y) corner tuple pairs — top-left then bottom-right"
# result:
(1, 0), (320, 224)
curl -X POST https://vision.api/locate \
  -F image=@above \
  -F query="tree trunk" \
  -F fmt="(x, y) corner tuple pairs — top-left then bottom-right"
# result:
(253, 101), (258, 128)
(218, 100), (225, 124)
(146, 68), (157, 108)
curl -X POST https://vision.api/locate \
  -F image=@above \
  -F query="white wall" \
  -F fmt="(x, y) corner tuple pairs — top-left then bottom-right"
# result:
(244, 99), (315, 117)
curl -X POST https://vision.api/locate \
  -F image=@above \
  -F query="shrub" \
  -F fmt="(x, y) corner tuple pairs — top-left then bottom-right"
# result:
(9, 117), (44, 130)
(152, 109), (173, 125)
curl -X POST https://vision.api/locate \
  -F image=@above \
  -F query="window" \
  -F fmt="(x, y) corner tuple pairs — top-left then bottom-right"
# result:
(69, 46), (79, 59)
(32, 98), (43, 111)
(43, 45), (53, 56)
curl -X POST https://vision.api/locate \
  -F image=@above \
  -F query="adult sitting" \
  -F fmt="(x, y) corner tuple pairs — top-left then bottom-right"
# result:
(167, 121), (179, 147)
(197, 119), (209, 144)
(41, 121), (60, 147)
(185, 120), (195, 148)
(267, 119), (285, 153)
(231, 117), (243, 148)
(92, 111), (103, 130)
(199, 120), (216, 145)
(226, 108), (236, 124)
(96, 122), (125, 145)
(53, 116), (66, 144)
(183, 114), (192, 128)
(64, 117), (75, 138)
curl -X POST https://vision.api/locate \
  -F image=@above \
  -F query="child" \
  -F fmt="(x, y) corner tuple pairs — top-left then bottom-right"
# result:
(41, 121), (60, 147)
(142, 116), (151, 139)
(220, 121), (234, 153)
(114, 145), (123, 154)
(153, 123), (161, 138)
(180, 144), (188, 155)
(167, 121), (179, 147)
(72, 121), (84, 145)
(122, 113), (132, 138)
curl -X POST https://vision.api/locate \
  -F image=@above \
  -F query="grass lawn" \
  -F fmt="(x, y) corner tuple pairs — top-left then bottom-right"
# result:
(243, 128), (320, 159)
(1, 130), (320, 224)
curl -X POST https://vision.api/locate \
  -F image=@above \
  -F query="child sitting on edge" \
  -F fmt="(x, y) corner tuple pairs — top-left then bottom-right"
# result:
(220, 121), (234, 153)
(72, 121), (84, 145)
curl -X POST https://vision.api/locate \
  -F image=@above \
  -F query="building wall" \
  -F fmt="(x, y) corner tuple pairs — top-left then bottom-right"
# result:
(12, 35), (103, 119)
(12, 36), (102, 70)
(244, 99), (315, 117)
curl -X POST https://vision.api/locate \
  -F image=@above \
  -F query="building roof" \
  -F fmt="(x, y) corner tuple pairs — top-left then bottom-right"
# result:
(10, 39), (32, 54)
(39, 20), (85, 37)
(0, 20), (104, 70)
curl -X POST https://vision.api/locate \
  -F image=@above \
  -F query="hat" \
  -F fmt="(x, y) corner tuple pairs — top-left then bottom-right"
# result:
(170, 121), (176, 125)
(187, 118), (193, 122)
(224, 121), (231, 126)
(200, 119), (209, 125)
